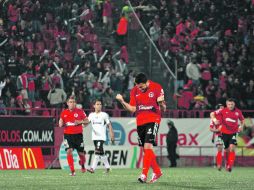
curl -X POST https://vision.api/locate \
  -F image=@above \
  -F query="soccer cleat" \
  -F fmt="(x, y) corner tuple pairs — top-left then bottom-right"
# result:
(69, 171), (76, 176)
(104, 168), (111, 174)
(217, 165), (222, 171)
(138, 174), (147, 183)
(81, 168), (86, 173)
(148, 172), (163, 183)
(226, 165), (232, 172)
(87, 168), (95, 173)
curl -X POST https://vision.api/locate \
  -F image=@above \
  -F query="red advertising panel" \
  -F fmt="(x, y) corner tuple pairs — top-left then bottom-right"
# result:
(0, 148), (45, 170)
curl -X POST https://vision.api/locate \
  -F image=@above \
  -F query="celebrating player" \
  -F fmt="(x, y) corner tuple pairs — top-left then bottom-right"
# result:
(116, 72), (166, 183)
(211, 98), (245, 172)
(87, 99), (115, 173)
(59, 96), (89, 176)
(209, 103), (224, 171)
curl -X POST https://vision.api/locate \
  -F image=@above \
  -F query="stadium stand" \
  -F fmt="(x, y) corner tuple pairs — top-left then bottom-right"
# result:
(0, 0), (253, 114)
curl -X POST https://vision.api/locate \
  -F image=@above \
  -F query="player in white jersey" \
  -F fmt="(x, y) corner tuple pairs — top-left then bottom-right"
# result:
(87, 99), (115, 173)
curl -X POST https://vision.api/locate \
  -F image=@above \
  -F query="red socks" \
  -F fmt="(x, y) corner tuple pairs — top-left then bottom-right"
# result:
(142, 149), (161, 176)
(216, 151), (222, 167)
(224, 150), (228, 165)
(67, 154), (74, 172)
(150, 155), (161, 174)
(228, 151), (235, 167)
(79, 154), (86, 169)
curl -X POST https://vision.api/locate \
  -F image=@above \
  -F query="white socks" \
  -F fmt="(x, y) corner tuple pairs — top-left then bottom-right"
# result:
(91, 155), (100, 170)
(101, 155), (110, 169)
(91, 155), (110, 170)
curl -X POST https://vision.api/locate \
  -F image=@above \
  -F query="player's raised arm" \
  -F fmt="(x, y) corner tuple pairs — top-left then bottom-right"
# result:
(157, 95), (166, 112)
(116, 94), (136, 113)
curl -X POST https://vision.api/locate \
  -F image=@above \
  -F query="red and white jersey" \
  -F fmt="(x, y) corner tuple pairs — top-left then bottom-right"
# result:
(218, 107), (244, 134)
(209, 108), (223, 136)
(60, 108), (87, 134)
(209, 121), (221, 135)
(129, 80), (164, 126)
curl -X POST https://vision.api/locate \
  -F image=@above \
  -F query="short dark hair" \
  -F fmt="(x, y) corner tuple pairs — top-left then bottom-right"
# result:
(67, 96), (76, 102)
(226, 98), (235, 102)
(93, 99), (102, 105)
(216, 103), (224, 109)
(135, 73), (148, 84)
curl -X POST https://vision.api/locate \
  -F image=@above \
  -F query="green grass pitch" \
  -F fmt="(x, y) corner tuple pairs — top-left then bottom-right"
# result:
(0, 167), (254, 190)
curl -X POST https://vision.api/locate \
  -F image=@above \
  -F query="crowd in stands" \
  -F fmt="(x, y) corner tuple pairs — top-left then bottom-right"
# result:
(130, 0), (254, 110)
(0, 0), (132, 115)
(0, 0), (253, 115)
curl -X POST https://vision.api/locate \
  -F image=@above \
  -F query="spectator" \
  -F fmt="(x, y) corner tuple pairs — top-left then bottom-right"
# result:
(166, 120), (178, 167)
(149, 19), (161, 42)
(102, 0), (113, 35)
(47, 83), (67, 108)
(102, 87), (115, 109)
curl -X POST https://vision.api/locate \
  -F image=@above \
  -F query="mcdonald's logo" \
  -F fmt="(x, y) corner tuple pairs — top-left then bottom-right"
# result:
(22, 148), (37, 169)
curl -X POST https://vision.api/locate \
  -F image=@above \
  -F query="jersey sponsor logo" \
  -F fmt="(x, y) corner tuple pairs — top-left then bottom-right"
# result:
(235, 112), (239, 116)
(136, 94), (140, 97)
(92, 122), (103, 125)
(148, 92), (154, 98)
(138, 105), (154, 111)
(225, 118), (236, 123)
(74, 113), (78, 118)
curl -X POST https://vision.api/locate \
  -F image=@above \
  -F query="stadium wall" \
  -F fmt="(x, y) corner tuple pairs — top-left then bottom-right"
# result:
(1, 117), (253, 168)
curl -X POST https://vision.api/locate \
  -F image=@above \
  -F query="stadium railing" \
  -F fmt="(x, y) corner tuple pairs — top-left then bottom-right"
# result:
(0, 107), (253, 119)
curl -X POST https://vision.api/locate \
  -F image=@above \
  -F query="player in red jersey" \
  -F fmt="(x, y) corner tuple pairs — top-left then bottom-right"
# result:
(209, 103), (224, 171)
(59, 96), (89, 176)
(211, 98), (244, 172)
(116, 73), (166, 183)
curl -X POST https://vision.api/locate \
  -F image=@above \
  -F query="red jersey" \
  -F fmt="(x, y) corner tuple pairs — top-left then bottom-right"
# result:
(209, 108), (222, 136)
(129, 80), (164, 126)
(60, 108), (87, 134)
(218, 107), (244, 134)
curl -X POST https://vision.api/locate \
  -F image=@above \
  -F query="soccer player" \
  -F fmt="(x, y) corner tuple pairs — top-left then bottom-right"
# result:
(59, 96), (89, 176)
(211, 98), (245, 172)
(116, 72), (166, 183)
(87, 99), (115, 173)
(209, 103), (224, 171)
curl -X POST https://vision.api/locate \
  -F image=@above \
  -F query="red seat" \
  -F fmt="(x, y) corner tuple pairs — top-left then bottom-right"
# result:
(34, 101), (43, 108)
(25, 41), (34, 51)
(42, 110), (50, 116)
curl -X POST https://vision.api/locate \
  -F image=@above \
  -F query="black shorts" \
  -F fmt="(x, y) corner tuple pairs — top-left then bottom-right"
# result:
(64, 133), (85, 152)
(93, 140), (105, 155)
(137, 122), (159, 147)
(221, 133), (237, 149)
